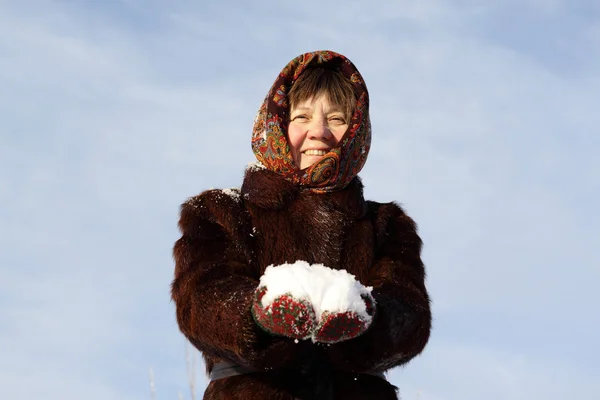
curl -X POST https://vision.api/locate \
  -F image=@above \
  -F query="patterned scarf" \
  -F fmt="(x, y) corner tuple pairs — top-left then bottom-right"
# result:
(252, 50), (371, 193)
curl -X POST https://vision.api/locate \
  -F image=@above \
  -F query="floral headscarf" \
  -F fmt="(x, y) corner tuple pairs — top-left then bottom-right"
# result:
(252, 50), (371, 193)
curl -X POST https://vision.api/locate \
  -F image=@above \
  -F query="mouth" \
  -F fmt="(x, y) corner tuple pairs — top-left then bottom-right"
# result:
(302, 149), (329, 156)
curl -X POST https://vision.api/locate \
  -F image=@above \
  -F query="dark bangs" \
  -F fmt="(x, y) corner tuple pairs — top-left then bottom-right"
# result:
(288, 67), (357, 120)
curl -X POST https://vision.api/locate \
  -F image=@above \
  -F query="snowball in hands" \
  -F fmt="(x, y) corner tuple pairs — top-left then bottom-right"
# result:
(257, 261), (375, 342)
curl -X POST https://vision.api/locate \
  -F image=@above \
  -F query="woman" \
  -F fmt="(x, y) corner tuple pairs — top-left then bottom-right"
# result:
(172, 50), (431, 399)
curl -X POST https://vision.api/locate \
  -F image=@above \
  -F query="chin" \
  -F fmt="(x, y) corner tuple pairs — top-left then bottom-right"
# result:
(300, 157), (323, 170)
(301, 162), (319, 170)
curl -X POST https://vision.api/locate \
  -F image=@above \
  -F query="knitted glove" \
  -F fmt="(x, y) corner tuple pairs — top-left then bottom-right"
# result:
(252, 286), (317, 339)
(313, 293), (376, 344)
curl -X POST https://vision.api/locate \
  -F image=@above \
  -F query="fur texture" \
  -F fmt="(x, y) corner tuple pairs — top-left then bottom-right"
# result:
(172, 168), (431, 399)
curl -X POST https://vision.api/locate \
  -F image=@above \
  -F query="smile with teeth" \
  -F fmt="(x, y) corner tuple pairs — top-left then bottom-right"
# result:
(303, 149), (329, 156)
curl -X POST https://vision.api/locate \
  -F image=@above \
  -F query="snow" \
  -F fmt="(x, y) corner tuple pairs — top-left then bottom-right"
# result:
(220, 188), (240, 201)
(247, 161), (266, 171)
(258, 261), (374, 323)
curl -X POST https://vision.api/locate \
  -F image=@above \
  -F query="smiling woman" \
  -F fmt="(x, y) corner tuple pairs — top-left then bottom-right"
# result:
(171, 50), (431, 400)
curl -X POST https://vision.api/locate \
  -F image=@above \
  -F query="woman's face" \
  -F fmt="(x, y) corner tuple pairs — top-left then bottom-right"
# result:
(287, 94), (349, 170)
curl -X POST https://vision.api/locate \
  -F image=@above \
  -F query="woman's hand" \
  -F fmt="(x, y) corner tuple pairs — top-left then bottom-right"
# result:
(252, 286), (317, 340)
(313, 293), (376, 344)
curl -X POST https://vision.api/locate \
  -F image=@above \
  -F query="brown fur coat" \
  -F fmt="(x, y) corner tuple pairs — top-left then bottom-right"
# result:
(172, 167), (431, 399)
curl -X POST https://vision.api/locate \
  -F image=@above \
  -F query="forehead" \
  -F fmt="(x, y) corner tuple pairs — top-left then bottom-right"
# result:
(290, 94), (343, 111)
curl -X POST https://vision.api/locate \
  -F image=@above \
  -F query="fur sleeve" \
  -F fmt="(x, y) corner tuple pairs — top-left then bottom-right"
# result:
(171, 189), (308, 370)
(326, 201), (432, 372)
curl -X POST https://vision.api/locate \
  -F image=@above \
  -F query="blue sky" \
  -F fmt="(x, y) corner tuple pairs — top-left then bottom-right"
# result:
(1, 0), (599, 399)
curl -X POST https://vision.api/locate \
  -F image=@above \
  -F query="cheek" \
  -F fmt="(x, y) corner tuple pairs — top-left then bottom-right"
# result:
(286, 124), (304, 154)
(332, 125), (348, 143)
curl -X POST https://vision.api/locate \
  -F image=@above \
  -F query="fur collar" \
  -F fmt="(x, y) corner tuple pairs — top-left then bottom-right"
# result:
(241, 167), (367, 219)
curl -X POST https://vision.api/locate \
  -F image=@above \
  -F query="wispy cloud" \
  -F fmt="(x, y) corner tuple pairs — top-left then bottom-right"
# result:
(391, 340), (600, 400)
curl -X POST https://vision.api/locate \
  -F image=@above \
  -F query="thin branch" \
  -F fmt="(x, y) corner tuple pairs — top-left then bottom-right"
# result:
(148, 367), (156, 400)
(186, 341), (197, 400)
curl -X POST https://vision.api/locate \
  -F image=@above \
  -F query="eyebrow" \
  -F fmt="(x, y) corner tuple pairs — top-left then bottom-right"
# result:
(291, 106), (344, 113)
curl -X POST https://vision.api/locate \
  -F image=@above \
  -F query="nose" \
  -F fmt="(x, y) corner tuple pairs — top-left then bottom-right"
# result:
(307, 119), (332, 140)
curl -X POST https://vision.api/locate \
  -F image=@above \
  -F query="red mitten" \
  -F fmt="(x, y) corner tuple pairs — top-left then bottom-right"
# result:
(313, 294), (376, 344)
(252, 286), (316, 339)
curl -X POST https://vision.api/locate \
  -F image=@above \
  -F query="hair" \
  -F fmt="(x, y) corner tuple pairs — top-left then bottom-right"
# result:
(288, 67), (357, 121)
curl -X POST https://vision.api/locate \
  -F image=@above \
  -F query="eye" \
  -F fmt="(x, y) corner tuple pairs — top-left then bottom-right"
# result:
(292, 114), (309, 121)
(329, 116), (347, 124)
